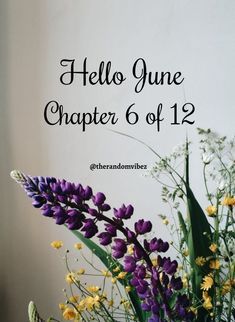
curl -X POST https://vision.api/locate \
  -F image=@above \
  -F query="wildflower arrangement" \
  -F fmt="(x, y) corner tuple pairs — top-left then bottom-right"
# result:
(11, 128), (235, 322)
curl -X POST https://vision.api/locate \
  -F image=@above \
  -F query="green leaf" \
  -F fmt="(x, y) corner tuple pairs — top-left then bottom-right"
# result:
(177, 211), (188, 243)
(71, 230), (146, 322)
(184, 143), (213, 322)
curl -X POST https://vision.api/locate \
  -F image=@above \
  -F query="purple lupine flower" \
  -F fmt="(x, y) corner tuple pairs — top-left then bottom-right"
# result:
(104, 223), (117, 237)
(81, 219), (98, 238)
(83, 186), (93, 200)
(170, 275), (183, 290)
(162, 258), (178, 275)
(112, 238), (127, 258)
(113, 204), (134, 220)
(32, 195), (46, 208)
(100, 204), (111, 212)
(149, 238), (169, 253)
(66, 209), (85, 230)
(92, 192), (106, 207)
(41, 204), (53, 217)
(124, 256), (136, 272)
(135, 219), (152, 234)
(52, 206), (68, 225)
(10, 170), (194, 322)
(97, 232), (112, 246)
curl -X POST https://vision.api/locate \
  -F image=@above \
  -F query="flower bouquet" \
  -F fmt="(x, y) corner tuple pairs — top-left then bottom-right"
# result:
(11, 129), (235, 322)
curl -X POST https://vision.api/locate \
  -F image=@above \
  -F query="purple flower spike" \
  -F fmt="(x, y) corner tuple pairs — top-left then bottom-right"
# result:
(81, 219), (98, 238)
(92, 192), (106, 207)
(124, 256), (136, 272)
(97, 232), (112, 246)
(135, 219), (152, 235)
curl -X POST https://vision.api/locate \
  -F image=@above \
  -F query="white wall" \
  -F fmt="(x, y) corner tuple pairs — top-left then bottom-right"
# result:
(1, 1), (235, 321)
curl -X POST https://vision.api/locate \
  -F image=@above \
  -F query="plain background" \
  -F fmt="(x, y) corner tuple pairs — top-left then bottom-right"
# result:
(1, 1), (235, 321)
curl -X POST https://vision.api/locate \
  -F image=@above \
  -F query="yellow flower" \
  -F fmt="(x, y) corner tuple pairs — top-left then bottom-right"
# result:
(77, 268), (85, 275)
(113, 266), (121, 273)
(221, 196), (235, 207)
(50, 240), (63, 249)
(111, 277), (117, 284)
(162, 218), (169, 225)
(59, 303), (66, 310)
(117, 271), (127, 279)
(201, 275), (214, 291)
(74, 243), (83, 250)
(202, 292), (213, 310)
(151, 258), (158, 267)
(69, 295), (79, 303)
(127, 244), (134, 255)
(84, 296), (100, 310)
(125, 286), (131, 292)
(209, 259), (220, 270)
(195, 256), (206, 266)
(182, 249), (189, 257)
(120, 298), (130, 310)
(221, 279), (235, 295)
(66, 272), (76, 284)
(182, 276), (188, 288)
(205, 205), (217, 217)
(63, 307), (76, 320)
(101, 270), (111, 277)
(209, 243), (217, 253)
(87, 285), (100, 293)
(108, 300), (114, 307)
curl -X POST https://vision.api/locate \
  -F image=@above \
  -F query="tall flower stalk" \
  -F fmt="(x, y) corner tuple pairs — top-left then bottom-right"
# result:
(11, 170), (194, 322)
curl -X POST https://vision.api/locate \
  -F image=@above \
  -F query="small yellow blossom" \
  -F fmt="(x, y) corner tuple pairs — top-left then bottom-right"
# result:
(221, 279), (235, 295)
(125, 286), (131, 292)
(69, 296), (79, 303)
(113, 266), (121, 273)
(127, 244), (134, 255)
(111, 277), (117, 284)
(120, 298), (130, 310)
(50, 240), (63, 249)
(151, 258), (158, 267)
(63, 307), (77, 320)
(195, 256), (206, 266)
(108, 300), (114, 307)
(182, 249), (189, 257)
(202, 292), (213, 310)
(101, 270), (111, 277)
(221, 196), (235, 207)
(117, 271), (127, 279)
(209, 243), (217, 253)
(201, 275), (214, 291)
(189, 307), (197, 315)
(182, 276), (188, 288)
(205, 205), (217, 217)
(74, 243), (83, 250)
(209, 259), (220, 270)
(59, 303), (66, 310)
(162, 218), (169, 225)
(77, 268), (85, 275)
(87, 286), (100, 293)
(66, 273), (76, 284)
